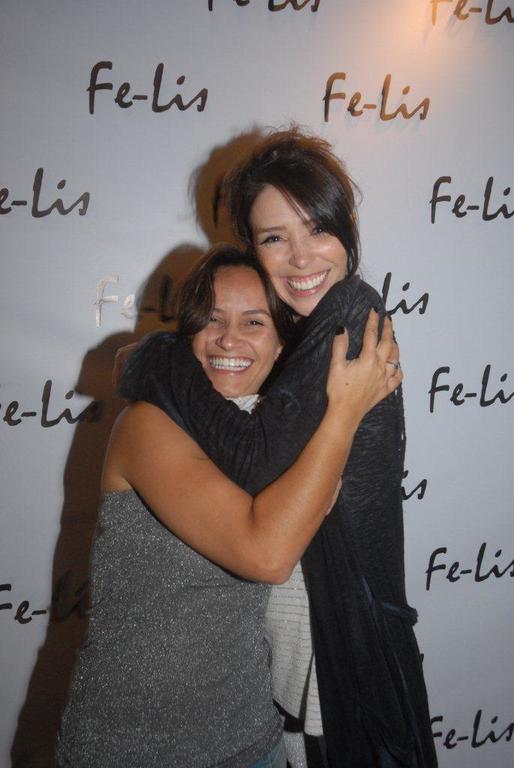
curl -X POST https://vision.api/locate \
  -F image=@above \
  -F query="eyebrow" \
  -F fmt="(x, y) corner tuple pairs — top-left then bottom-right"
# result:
(253, 219), (315, 236)
(212, 307), (272, 317)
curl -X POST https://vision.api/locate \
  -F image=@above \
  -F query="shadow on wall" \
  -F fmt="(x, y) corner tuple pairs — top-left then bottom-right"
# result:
(10, 127), (264, 768)
(191, 125), (264, 246)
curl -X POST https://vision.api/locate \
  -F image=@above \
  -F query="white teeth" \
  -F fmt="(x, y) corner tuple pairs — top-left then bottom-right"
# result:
(209, 357), (252, 371)
(288, 271), (328, 292)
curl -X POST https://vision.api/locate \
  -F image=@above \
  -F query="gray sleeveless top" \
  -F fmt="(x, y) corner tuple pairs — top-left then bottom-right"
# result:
(57, 490), (281, 767)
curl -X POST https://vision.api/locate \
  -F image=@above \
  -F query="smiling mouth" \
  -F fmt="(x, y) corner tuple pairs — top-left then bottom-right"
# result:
(208, 356), (253, 372)
(286, 270), (329, 293)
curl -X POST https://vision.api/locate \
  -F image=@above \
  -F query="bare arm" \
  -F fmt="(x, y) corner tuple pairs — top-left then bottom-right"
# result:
(104, 314), (401, 584)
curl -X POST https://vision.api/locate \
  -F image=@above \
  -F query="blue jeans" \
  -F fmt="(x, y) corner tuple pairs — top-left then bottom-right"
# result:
(248, 735), (287, 768)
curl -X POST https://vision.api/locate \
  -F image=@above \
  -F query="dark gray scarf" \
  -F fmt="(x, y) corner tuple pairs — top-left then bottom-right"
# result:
(119, 276), (437, 767)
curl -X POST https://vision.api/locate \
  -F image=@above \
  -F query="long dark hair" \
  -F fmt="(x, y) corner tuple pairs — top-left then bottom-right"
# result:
(176, 244), (295, 344)
(225, 127), (361, 278)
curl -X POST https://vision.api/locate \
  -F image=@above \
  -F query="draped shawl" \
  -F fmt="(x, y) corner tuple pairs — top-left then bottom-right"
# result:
(119, 275), (437, 768)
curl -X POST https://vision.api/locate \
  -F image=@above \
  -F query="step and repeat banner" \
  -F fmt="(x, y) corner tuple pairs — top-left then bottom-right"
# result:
(1, 2), (512, 767)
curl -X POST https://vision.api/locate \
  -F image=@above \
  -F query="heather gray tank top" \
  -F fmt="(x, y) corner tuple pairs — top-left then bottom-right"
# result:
(57, 490), (281, 767)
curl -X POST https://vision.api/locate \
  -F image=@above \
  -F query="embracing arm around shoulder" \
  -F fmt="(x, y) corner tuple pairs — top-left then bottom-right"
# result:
(102, 314), (400, 584)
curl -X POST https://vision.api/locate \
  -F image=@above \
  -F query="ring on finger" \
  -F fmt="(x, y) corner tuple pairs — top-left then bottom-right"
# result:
(386, 360), (401, 371)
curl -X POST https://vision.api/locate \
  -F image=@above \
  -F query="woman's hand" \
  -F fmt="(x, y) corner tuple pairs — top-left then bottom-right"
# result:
(326, 310), (402, 421)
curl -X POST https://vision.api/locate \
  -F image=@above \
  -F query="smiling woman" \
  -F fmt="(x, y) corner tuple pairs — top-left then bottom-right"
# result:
(250, 184), (349, 316)
(178, 248), (291, 398)
(191, 267), (282, 398)
(228, 129), (360, 320)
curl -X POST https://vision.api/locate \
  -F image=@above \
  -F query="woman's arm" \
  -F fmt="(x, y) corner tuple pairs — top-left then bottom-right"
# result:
(106, 317), (399, 583)
(119, 276), (394, 495)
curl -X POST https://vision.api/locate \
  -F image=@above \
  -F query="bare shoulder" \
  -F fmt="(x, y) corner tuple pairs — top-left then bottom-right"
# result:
(102, 402), (205, 493)
(112, 400), (181, 438)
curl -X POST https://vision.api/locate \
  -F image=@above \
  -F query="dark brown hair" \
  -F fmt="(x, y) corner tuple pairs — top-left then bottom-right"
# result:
(176, 244), (295, 344)
(225, 127), (361, 278)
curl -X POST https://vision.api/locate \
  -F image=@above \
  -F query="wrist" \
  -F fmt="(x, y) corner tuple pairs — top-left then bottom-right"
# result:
(324, 401), (361, 439)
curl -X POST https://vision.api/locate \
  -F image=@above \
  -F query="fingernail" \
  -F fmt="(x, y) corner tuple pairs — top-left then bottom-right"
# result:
(335, 325), (345, 335)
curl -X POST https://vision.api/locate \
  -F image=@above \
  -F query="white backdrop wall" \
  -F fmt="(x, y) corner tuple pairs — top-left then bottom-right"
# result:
(1, 2), (513, 767)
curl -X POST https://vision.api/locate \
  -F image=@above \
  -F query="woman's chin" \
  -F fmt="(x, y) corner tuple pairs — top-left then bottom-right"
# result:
(207, 372), (254, 399)
(219, 386), (255, 398)
(288, 293), (323, 316)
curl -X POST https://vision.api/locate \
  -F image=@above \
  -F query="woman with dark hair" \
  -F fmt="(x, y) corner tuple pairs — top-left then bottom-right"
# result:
(119, 129), (437, 768)
(228, 129), (361, 285)
(58, 245), (399, 768)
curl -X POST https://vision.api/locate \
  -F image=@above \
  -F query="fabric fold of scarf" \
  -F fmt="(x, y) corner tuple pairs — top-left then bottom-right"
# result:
(119, 275), (437, 768)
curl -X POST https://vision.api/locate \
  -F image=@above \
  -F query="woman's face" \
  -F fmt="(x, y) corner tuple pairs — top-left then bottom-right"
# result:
(191, 266), (283, 398)
(250, 184), (348, 317)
